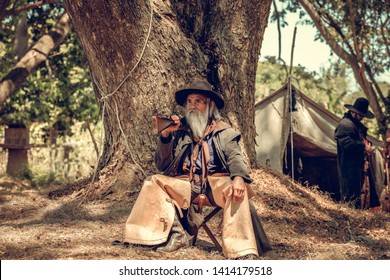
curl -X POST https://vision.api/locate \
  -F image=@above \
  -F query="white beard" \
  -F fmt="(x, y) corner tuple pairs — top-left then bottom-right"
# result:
(186, 108), (209, 138)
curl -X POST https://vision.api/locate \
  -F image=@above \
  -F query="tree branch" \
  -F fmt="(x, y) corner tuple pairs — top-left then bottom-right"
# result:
(365, 63), (386, 104)
(346, 0), (366, 80)
(380, 17), (390, 58)
(298, 0), (386, 133)
(0, 13), (71, 107)
(321, 10), (355, 56)
(315, 0), (355, 55)
(297, 0), (357, 66)
(272, 0), (288, 79)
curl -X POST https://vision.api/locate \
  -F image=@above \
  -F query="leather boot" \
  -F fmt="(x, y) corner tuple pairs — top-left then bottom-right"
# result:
(179, 205), (204, 236)
(156, 217), (189, 252)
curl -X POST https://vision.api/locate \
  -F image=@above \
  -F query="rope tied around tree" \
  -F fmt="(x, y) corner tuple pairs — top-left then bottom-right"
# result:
(88, 1), (154, 187)
(98, 0), (153, 102)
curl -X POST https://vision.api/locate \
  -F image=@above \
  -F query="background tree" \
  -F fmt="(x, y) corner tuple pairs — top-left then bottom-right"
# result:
(0, 12), (71, 107)
(0, 0), (56, 22)
(0, 1), (99, 142)
(62, 0), (272, 194)
(257, 57), (351, 115)
(273, 0), (390, 136)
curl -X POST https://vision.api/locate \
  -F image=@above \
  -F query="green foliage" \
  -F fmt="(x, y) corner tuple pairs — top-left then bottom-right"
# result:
(274, 0), (389, 77)
(272, 0), (390, 132)
(13, 162), (61, 187)
(257, 56), (336, 108)
(30, 169), (58, 188)
(0, 1), (99, 139)
(28, 121), (102, 185)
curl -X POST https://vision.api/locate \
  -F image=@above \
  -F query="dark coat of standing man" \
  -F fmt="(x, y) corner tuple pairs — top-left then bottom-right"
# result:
(334, 97), (380, 209)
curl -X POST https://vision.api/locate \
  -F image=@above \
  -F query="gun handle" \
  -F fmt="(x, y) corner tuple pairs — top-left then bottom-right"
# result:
(152, 116), (175, 135)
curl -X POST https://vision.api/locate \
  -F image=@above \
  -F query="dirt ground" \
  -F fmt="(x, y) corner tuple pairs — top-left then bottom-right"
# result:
(1, 168), (389, 260)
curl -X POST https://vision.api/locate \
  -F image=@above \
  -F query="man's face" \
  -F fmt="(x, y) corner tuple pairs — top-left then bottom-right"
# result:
(351, 111), (364, 122)
(185, 94), (208, 113)
(185, 93), (209, 138)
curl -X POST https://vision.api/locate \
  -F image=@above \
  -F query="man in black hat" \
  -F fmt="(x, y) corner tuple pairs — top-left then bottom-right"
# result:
(122, 79), (276, 259)
(335, 97), (380, 209)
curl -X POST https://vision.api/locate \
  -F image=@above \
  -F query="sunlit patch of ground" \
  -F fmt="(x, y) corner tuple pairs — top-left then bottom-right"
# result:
(0, 169), (389, 260)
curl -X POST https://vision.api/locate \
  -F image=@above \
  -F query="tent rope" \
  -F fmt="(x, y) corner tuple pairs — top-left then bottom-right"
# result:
(100, 1), (153, 101)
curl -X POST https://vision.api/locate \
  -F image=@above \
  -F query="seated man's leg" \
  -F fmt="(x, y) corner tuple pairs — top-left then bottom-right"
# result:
(156, 215), (188, 252)
(222, 190), (258, 259)
(249, 202), (278, 259)
(123, 174), (191, 250)
(175, 185), (205, 236)
(207, 176), (260, 259)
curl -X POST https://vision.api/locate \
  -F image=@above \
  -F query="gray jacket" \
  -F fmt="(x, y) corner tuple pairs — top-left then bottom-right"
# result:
(155, 119), (252, 183)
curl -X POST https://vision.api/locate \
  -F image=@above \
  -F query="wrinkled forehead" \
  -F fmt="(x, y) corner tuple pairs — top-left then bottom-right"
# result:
(186, 93), (207, 102)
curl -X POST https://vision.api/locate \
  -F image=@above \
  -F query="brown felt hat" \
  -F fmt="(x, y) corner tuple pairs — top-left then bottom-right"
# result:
(344, 97), (374, 119)
(175, 79), (225, 109)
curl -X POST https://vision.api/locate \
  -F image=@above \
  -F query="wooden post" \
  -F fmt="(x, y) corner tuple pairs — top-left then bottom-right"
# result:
(6, 149), (28, 176)
(3, 127), (29, 177)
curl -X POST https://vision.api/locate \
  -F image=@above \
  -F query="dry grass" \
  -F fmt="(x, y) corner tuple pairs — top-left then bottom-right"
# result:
(0, 167), (389, 260)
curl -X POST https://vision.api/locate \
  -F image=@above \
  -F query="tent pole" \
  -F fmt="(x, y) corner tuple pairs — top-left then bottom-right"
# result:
(288, 79), (294, 182)
(289, 26), (297, 182)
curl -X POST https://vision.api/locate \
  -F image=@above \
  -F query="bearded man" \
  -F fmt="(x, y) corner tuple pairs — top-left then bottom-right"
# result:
(123, 79), (276, 259)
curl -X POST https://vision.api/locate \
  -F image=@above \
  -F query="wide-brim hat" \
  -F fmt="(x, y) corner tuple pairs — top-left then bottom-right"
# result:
(344, 97), (374, 119)
(175, 79), (225, 109)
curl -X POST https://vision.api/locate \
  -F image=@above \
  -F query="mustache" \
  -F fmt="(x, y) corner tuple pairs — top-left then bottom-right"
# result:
(187, 109), (200, 113)
(186, 109), (203, 117)
(185, 108), (209, 138)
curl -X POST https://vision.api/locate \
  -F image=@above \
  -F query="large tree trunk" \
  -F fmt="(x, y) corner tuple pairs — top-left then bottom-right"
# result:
(63, 0), (272, 195)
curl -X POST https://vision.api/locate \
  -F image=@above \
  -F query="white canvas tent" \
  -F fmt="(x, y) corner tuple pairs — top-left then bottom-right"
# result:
(255, 83), (384, 200)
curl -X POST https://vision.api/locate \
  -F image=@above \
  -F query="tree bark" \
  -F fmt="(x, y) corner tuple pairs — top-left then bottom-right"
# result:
(62, 0), (272, 194)
(0, 12), (71, 107)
